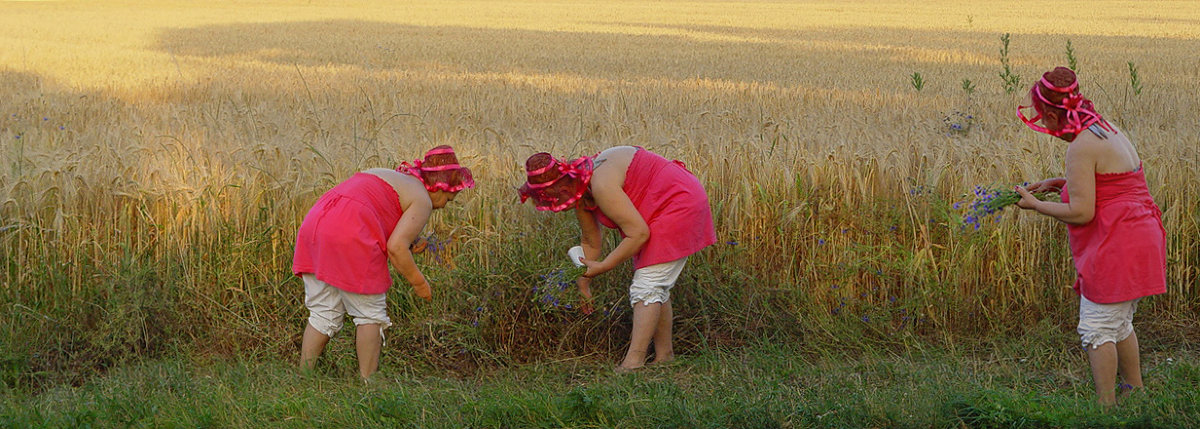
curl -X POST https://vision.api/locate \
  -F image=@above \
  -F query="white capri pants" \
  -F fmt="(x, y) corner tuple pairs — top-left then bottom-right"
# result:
(303, 274), (392, 338)
(1077, 295), (1139, 350)
(629, 257), (688, 306)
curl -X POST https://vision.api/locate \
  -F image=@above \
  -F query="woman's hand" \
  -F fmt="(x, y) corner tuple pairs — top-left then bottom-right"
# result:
(409, 237), (428, 254)
(1025, 177), (1066, 193)
(1014, 186), (1041, 210)
(580, 257), (610, 279)
(412, 280), (432, 301)
(576, 276), (594, 315)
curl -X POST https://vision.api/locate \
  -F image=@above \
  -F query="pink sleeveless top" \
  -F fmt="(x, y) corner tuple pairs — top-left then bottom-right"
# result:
(588, 148), (717, 269)
(1062, 166), (1166, 303)
(293, 173), (403, 295)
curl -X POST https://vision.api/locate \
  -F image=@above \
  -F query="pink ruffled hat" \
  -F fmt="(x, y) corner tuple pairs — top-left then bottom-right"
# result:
(518, 152), (593, 212)
(1017, 67), (1114, 139)
(397, 145), (475, 192)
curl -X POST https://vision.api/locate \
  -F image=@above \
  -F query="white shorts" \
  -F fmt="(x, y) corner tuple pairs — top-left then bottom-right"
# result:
(303, 274), (392, 338)
(629, 257), (688, 306)
(1077, 295), (1138, 349)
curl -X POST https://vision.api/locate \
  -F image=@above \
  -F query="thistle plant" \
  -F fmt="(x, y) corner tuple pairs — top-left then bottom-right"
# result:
(961, 78), (975, 96)
(1065, 39), (1078, 71)
(910, 72), (925, 91)
(998, 33), (1021, 94)
(1128, 61), (1143, 95)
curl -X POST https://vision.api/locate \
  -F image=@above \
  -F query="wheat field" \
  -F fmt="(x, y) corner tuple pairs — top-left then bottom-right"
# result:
(2, 0), (1198, 377)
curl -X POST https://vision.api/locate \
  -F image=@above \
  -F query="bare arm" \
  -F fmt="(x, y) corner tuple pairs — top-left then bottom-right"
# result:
(1016, 142), (1096, 225)
(386, 196), (433, 300)
(576, 204), (604, 264)
(1025, 177), (1066, 193)
(580, 176), (649, 277)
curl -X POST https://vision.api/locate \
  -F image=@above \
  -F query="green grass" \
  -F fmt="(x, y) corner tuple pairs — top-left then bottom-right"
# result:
(3, 341), (1197, 428)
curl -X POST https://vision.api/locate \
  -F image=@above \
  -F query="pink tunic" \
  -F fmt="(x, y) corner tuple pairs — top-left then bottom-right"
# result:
(588, 148), (717, 269)
(1062, 166), (1166, 304)
(293, 173), (403, 295)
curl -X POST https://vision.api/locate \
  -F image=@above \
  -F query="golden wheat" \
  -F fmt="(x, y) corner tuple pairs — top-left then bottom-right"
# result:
(2, 0), (1197, 345)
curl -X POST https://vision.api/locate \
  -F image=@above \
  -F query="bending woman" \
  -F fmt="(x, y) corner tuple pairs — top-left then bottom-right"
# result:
(520, 146), (716, 371)
(1014, 67), (1166, 406)
(293, 145), (473, 379)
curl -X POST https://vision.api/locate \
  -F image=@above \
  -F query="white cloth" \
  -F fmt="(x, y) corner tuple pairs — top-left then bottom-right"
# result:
(628, 257), (688, 306)
(303, 274), (392, 338)
(1077, 294), (1138, 349)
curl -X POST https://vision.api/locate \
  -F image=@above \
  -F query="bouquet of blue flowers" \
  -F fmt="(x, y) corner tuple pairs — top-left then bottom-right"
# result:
(958, 184), (1057, 230)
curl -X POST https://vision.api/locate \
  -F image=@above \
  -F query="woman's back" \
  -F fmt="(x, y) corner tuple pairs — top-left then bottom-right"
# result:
(1081, 124), (1140, 175)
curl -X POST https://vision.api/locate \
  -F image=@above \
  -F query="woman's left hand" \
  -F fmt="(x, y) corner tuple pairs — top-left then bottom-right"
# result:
(1014, 186), (1040, 210)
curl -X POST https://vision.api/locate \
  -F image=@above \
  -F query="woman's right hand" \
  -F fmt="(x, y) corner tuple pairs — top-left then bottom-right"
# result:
(1025, 177), (1066, 193)
(413, 280), (432, 301)
(409, 237), (428, 254)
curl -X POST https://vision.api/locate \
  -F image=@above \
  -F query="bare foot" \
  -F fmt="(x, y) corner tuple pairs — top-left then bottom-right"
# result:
(614, 364), (643, 374)
(647, 355), (675, 367)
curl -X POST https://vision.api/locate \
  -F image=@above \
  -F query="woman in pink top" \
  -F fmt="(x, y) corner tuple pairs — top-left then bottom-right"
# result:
(293, 145), (473, 379)
(520, 146), (716, 372)
(1014, 67), (1166, 406)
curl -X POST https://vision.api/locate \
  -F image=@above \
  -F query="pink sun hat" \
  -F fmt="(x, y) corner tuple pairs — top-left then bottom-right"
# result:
(518, 152), (594, 212)
(397, 145), (475, 192)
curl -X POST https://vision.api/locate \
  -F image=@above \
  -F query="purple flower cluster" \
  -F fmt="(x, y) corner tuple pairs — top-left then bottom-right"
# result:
(6, 113), (68, 139)
(942, 111), (975, 137)
(532, 266), (585, 310)
(960, 185), (1011, 230)
(826, 278), (913, 328)
(420, 234), (450, 264)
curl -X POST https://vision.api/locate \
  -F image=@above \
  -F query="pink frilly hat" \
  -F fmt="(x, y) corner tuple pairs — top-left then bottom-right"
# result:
(518, 153), (593, 212)
(1017, 67), (1114, 138)
(396, 145), (475, 192)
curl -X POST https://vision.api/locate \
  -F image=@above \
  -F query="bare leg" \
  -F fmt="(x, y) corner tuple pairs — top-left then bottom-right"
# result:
(649, 300), (674, 365)
(300, 323), (330, 371)
(1115, 331), (1144, 397)
(356, 323), (382, 380)
(620, 302), (662, 370)
(1086, 342), (1119, 406)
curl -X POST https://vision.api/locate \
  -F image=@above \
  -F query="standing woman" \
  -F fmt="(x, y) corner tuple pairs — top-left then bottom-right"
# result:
(1014, 67), (1166, 405)
(293, 145), (473, 379)
(520, 146), (716, 372)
